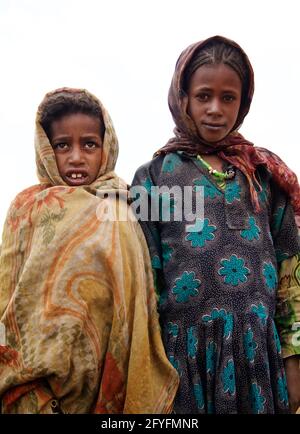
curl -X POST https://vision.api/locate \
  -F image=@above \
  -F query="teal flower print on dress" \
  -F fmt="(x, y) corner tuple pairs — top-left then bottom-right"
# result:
(225, 180), (241, 204)
(218, 255), (250, 286)
(162, 242), (173, 265)
(167, 322), (179, 338)
(185, 218), (217, 248)
(202, 308), (233, 339)
(271, 206), (284, 232)
(272, 321), (282, 354)
(250, 383), (266, 414)
(187, 327), (198, 358)
(159, 192), (176, 221)
(202, 307), (227, 322)
(251, 303), (268, 325)
(263, 262), (278, 291)
(162, 153), (182, 173)
(206, 341), (217, 375)
(172, 271), (201, 303)
(151, 255), (162, 270)
(277, 372), (289, 406)
(223, 313), (234, 339)
(222, 360), (236, 396)
(158, 289), (168, 306)
(207, 401), (215, 414)
(194, 177), (222, 199)
(240, 216), (261, 241)
(193, 383), (205, 410)
(275, 249), (289, 263)
(169, 355), (181, 376)
(142, 177), (154, 195)
(243, 328), (258, 363)
(255, 178), (269, 203)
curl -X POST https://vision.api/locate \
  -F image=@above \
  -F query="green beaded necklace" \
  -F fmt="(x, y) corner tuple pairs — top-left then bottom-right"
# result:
(196, 154), (235, 181)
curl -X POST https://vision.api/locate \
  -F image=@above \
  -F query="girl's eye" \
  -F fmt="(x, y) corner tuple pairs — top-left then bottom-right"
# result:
(223, 95), (235, 102)
(197, 93), (209, 101)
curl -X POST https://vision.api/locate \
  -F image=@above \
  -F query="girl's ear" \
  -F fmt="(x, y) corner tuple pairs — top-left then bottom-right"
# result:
(182, 95), (189, 117)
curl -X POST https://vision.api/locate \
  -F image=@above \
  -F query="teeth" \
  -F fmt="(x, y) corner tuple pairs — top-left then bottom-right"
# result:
(70, 173), (83, 179)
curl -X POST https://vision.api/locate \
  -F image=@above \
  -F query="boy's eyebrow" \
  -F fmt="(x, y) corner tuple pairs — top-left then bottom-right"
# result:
(80, 133), (101, 138)
(51, 133), (101, 140)
(51, 134), (71, 141)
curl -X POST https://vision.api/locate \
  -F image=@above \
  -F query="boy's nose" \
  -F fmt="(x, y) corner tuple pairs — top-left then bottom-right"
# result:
(69, 146), (84, 164)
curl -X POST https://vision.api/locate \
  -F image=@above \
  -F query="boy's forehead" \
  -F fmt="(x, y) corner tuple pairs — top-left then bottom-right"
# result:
(49, 113), (104, 138)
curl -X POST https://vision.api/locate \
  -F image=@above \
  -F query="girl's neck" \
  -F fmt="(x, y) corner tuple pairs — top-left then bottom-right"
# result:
(198, 154), (225, 172)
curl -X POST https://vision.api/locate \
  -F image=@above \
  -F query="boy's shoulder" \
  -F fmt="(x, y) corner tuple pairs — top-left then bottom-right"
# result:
(10, 184), (47, 209)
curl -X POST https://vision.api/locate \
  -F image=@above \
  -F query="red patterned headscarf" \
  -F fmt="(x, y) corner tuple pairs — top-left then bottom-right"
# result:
(156, 36), (300, 215)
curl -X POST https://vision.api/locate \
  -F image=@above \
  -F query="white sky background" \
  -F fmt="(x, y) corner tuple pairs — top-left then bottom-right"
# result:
(0, 0), (299, 232)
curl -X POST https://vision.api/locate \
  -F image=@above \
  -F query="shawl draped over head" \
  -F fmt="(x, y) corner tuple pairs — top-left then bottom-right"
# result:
(157, 35), (300, 216)
(0, 88), (178, 414)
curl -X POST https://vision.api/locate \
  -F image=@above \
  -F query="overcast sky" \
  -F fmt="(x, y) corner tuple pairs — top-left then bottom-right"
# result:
(0, 0), (299, 231)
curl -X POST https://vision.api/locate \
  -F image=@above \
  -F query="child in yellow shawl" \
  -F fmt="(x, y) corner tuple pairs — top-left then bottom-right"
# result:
(0, 88), (178, 414)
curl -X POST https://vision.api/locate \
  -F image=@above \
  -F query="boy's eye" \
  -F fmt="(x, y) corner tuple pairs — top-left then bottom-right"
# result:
(84, 142), (98, 149)
(53, 143), (69, 150)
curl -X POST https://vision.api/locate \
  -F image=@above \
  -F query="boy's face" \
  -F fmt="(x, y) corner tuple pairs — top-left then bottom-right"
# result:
(185, 63), (242, 143)
(50, 113), (103, 186)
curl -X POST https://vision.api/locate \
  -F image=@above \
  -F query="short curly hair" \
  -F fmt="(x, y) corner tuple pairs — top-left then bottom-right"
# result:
(38, 88), (105, 140)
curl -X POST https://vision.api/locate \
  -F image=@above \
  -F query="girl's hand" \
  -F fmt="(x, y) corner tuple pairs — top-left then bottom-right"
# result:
(284, 356), (300, 413)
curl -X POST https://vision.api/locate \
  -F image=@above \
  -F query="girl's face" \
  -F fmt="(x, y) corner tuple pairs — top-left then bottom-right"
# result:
(186, 63), (242, 143)
(50, 113), (103, 186)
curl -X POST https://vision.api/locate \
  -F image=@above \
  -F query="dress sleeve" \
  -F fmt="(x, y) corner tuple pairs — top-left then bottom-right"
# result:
(270, 182), (299, 263)
(131, 162), (165, 296)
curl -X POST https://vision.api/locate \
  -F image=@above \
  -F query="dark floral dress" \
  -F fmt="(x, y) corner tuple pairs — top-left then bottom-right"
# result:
(132, 151), (300, 414)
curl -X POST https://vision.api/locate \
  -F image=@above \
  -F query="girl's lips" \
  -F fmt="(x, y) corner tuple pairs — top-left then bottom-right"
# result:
(202, 123), (225, 130)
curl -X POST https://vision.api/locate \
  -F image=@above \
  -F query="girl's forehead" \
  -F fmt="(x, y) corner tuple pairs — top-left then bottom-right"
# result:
(189, 63), (242, 88)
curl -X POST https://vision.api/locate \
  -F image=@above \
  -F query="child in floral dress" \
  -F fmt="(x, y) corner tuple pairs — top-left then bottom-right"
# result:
(132, 36), (300, 413)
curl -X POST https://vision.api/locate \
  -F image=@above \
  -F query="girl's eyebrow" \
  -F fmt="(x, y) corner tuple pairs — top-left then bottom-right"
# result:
(194, 85), (239, 93)
(194, 86), (212, 91)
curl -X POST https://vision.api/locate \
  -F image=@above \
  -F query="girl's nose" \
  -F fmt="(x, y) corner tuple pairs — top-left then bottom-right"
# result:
(206, 98), (222, 116)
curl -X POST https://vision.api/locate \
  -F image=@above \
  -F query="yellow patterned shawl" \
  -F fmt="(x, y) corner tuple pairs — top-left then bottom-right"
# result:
(0, 90), (178, 413)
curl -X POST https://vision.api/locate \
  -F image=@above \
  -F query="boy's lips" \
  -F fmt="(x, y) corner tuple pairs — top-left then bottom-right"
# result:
(64, 169), (89, 185)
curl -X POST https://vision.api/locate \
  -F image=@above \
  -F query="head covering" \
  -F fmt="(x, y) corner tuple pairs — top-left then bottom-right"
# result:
(157, 36), (300, 215)
(0, 88), (178, 413)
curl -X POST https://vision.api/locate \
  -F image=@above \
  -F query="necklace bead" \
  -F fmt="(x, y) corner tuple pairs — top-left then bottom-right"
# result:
(197, 155), (235, 180)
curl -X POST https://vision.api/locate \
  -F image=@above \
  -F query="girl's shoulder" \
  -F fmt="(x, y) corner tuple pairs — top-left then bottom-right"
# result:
(133, 152), (188, 184)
